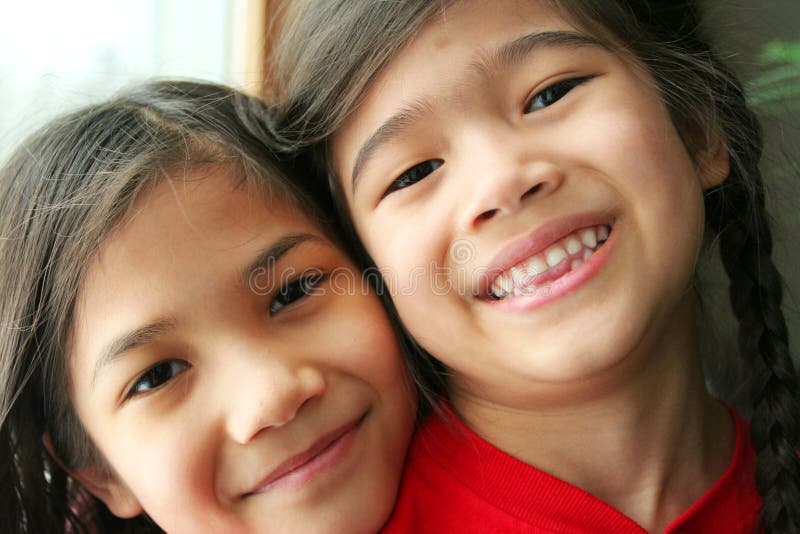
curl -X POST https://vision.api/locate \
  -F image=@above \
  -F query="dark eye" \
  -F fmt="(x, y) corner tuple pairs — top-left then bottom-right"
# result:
(525, 76), (592, 113)
(383, 159), (443, 198)
(269, 272), (325, 315)
(128, 360), (190, 398)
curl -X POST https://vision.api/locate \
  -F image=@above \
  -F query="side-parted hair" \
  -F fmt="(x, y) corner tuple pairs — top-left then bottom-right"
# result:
(0, 81), (326, 533)
(269, 1), (800, 532)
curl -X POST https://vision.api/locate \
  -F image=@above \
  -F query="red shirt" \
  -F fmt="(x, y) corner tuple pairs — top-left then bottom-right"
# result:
(382, 404), (761, 533)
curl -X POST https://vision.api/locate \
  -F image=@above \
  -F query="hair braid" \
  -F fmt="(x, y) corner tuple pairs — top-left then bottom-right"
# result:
(707, 116), (800, 532)
(721, 206), (800, 532)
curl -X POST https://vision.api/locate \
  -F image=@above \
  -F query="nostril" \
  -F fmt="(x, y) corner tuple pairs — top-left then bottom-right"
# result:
(521, 183), (542, 200)
(477, 209), (498, 222)
(473, 182), (545, 226)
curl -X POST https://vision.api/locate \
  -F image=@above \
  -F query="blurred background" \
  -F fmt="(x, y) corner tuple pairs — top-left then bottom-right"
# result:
(693, 0), (800, 379)
(0, 0), (272, 163)
(0, 0), (797, 370)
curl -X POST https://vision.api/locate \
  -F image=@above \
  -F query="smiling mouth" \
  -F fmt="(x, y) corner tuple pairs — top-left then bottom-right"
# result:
(243, 411), (367, 497)
(485, 224), (611, 300)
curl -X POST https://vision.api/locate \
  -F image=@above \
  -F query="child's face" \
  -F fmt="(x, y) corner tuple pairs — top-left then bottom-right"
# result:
(331, 0), (727, 401)
(67, 167), (415, 533)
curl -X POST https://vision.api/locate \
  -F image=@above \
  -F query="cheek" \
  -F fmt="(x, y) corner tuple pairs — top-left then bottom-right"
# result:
(576, 88), (704, 217)
(614, 111), (705, 250)
(321, 293), (407, 384)
(327, 290), (416, 433)
(601, 115), (705, 300)
(86, 407), (217, 514)
(359, 211), (451, 303)
(124, 433), (223, 532)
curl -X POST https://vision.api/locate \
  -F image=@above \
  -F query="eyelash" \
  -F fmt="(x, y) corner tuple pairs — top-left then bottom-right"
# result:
(126, 359), (190, 399)
(525, 75), (593, 113)
(269, 272), (326, 315)
(382, 159), (443, 199)
(380, 76), (593, 198)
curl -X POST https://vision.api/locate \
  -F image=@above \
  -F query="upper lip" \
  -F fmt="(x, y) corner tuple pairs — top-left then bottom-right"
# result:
(242, 411), (366, 497)
(477, 212), (614, 297)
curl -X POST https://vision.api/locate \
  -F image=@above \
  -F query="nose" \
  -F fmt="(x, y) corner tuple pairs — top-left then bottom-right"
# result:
(225, 352), (327, 445)
(456, 125), (564, 232)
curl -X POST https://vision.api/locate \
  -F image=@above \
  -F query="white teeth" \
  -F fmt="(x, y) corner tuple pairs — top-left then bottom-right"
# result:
(564, 236), (582, 255)
(511, 266), (528, 286)
(487, 224), (612, 300)
(579, 228), (597, 248)
(527, 256), (548, 276)
(512, 284), (528, 298)
(492, 273), (512, 298)
(545, 245), (567, 267)
(491, 286), (509, 299)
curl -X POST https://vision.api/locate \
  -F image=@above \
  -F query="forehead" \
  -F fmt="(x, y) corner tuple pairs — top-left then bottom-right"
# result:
(114, 167), (298, 254)
(332, 0), (580, 165)
(402, 0), (572, 63)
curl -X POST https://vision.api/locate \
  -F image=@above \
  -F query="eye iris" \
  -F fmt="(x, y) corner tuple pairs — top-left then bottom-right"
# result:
(282, 275), (316, 300)
(270, 273), (324, 314)
(401, 161), (435, 187)
(134, 362), (176, 394)
(543, 86), (561, 105)
(280, 282), (304, 302)
(532, 84), (566, 110)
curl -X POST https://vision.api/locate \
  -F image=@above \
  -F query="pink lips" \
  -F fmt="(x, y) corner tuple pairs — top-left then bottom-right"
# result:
(244, 412), (365, 497)
(479, 212), (614, 298)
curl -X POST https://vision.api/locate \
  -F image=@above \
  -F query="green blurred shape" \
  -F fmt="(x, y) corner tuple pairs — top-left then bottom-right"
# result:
(760, 41), (800, 64)
(748, 40), (800, 114)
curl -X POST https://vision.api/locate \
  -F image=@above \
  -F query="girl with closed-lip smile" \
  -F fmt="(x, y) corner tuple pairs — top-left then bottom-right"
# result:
(272, 0), (800, 532)
(0, 81), (416, 533)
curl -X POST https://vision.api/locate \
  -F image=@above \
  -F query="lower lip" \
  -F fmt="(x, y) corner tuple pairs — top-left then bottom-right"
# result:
(486, 224), (617, 313)
(250, 415), (363, 495)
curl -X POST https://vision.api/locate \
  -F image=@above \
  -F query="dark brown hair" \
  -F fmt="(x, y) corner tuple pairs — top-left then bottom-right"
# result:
(269, 1), (800, 531)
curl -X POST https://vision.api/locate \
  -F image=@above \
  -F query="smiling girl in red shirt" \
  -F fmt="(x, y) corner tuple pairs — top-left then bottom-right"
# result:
(271, 1), (800, 532)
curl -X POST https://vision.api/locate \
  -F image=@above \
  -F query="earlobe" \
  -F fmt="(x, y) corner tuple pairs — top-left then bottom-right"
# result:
(42, 434), (144, 518)
(72, 466), (144, 518)
(698, 130), (730, 190)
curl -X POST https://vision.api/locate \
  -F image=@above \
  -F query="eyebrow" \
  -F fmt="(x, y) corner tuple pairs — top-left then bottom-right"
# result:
(91, 233), (317, 389)
(241, 233), (317, 287)
(350, 99), (434, 195)
(475, 30), (602, 79)
(349, 30), (603, 194)
(92, 317), (177, 389)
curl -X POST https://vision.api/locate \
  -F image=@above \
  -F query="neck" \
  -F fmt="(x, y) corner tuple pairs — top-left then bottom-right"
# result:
(449, 294), (734, 533)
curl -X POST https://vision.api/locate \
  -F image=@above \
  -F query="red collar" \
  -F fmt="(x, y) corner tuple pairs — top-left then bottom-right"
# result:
(411, 401), (760, 533)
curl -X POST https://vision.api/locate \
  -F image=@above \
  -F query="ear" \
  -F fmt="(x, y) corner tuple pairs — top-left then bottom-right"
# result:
(697, 129), (730, 190)
(43, 434), (144, 518)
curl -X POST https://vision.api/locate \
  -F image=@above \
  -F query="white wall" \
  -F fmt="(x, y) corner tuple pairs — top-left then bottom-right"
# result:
(0, 0), (243, 162)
